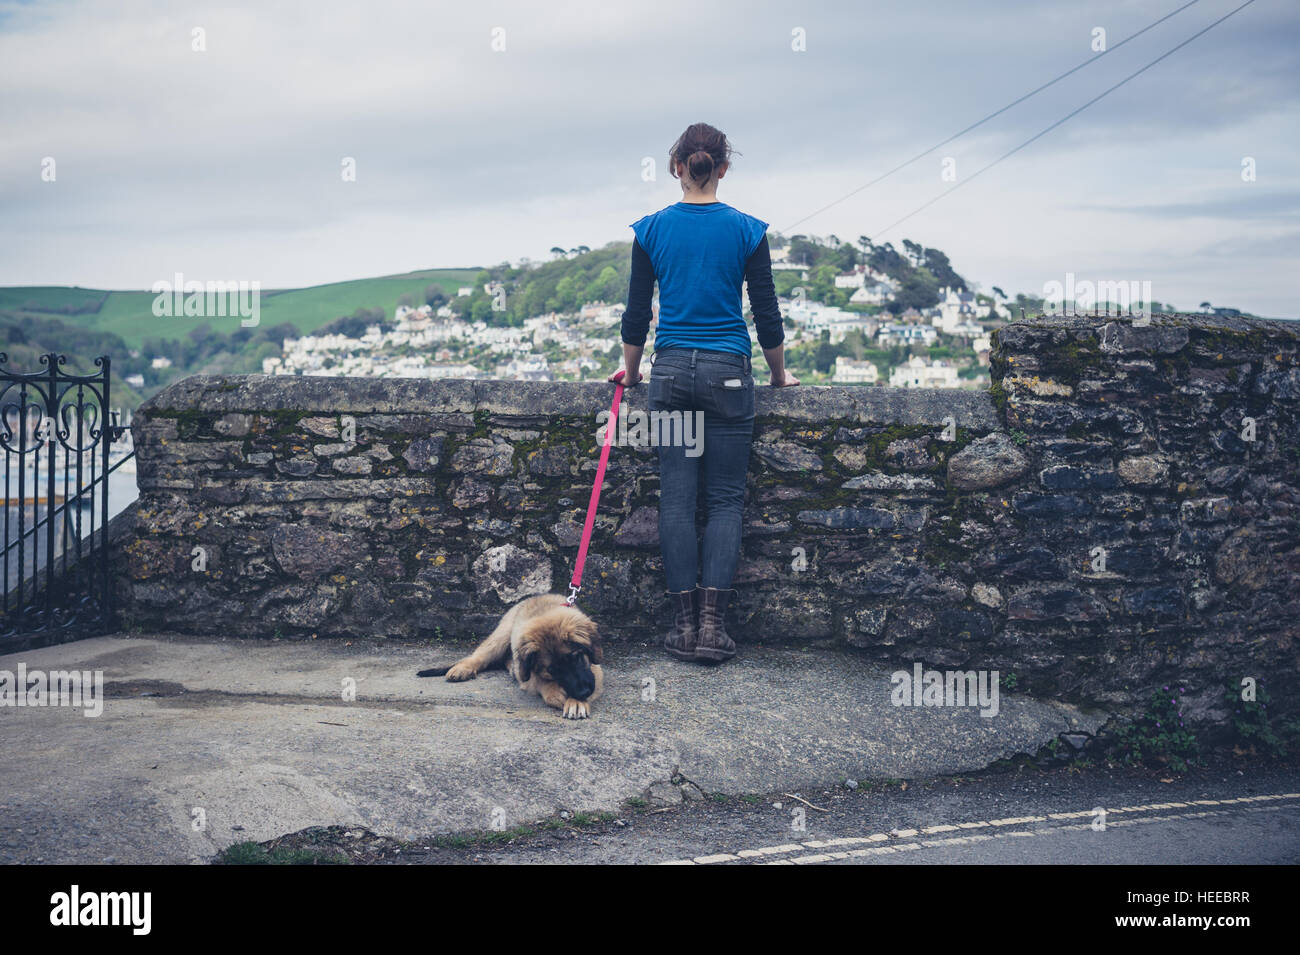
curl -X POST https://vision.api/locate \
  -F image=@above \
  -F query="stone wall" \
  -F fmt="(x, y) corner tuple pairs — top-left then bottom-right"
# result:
(119, 312), (1300, 724)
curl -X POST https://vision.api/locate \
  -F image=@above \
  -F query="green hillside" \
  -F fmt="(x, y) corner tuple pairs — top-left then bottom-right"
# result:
(0, 268), (485, 411)
(0, 269), (481, 351)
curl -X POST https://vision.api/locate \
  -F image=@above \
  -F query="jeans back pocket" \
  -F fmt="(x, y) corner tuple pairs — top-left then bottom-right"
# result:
(648, 373), (675, 411)
(708, 372), (754, 420)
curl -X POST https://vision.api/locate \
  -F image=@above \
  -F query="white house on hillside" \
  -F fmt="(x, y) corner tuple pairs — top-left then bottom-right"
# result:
(832, 357), (880, 384)
(834, 266), (868, 289)
(850, 283), (894, 306)
(888, 356), (961, 389)
(877, 322), (937, 346)
(825, 315), (879, 344)
(934, 286), (979, 332)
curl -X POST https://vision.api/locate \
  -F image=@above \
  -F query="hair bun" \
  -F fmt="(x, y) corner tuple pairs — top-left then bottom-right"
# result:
(669, 123), (734, 186)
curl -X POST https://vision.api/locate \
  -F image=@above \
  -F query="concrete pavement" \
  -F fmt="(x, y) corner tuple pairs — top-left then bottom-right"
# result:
(0, 633), (1104, 863)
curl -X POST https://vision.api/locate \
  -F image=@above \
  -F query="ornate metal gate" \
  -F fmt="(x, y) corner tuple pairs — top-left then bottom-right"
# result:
(1, 352), (134, 648)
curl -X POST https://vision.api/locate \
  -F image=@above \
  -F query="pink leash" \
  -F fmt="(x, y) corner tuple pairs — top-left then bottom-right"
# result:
(566, 369), (627, 605)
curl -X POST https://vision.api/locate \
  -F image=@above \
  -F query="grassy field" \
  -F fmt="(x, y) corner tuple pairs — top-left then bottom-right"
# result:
(0, 268), (483, 350)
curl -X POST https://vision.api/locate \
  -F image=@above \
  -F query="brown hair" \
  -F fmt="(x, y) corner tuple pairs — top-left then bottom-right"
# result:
(669, 122), (739, 189)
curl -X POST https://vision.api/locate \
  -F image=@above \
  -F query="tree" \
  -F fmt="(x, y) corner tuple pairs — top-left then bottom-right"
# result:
(1200, 301), (1212, 313)
(919, 248), (965, 291)
(902, 238), (924, 266)
(321, 308), (385, 339)
(845, 328), (867, 360)
(788, 236), (820, 268)
(424, 284), (448, 309)
(891, 271), (941, 313)
(814, 331), (839, 373)
(868, 242), (907, 279)
(550, 247), (567, 259)
(584, 265), (623, 304)
(830, 241), (858, 272)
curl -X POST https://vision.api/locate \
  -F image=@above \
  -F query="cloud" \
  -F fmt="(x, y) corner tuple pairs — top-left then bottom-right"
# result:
(1078, 190), (1300, 220)
(0, 0), (1296, 317)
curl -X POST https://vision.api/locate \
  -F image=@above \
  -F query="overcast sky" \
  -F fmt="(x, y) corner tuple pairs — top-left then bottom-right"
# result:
(1, 0), (1296, 317)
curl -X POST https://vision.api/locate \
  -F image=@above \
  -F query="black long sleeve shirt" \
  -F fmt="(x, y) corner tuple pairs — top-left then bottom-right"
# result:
(621, 234), (785, 351)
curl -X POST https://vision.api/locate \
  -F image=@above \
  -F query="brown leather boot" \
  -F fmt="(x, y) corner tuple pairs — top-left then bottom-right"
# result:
(663, 589), (697, 661)
(693, 587), (736, 663)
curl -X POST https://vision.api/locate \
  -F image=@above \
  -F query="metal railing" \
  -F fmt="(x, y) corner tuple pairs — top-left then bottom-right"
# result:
(1, 352), (134, 646)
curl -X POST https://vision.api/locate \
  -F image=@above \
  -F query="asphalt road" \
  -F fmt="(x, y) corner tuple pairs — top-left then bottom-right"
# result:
(359, 762), (1300, 865)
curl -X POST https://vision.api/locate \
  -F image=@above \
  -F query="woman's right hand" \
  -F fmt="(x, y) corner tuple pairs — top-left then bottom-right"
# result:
(770, 369), (800, 387)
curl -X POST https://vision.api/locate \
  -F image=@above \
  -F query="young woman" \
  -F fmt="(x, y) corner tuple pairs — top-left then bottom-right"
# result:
(610, 122), (799, 664)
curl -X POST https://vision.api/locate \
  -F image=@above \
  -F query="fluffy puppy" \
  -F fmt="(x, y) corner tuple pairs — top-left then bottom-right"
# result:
(417, 594), (604, 719)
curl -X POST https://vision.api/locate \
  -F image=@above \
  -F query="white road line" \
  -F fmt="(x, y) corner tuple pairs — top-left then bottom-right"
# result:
(763, 804), (1297, 866)
(661, 791), (1300, 865)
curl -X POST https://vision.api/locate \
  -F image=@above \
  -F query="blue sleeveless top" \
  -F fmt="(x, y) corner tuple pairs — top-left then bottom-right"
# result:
(629, 201), (770, 357)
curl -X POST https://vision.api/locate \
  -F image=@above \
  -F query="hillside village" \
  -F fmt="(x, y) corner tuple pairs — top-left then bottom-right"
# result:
(260, 241), (1009, 391)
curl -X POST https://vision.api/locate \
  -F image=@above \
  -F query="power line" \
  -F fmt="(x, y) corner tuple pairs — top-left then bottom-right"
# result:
(867, 0), (1257, 241)
(779, 0), (1203, 235)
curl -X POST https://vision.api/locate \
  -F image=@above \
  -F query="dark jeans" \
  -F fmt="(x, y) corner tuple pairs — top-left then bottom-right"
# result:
(647, 347), (755, 592)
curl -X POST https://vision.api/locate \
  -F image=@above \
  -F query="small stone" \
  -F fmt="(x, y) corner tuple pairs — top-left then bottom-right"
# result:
(948, 433), (1031, 490)
(275, 457), (317, 477)
(301, 416), (341, 438)
(845, 779), (859, 790)
(1001, 375), (1073, 397)
(451, 438), (515, 477)
(402, 435), (445, 472)
(214, 412), (253, 437)
(332, 456), (373, 475)
(646, 781), (682, 807)
(1117, 455), (1169, 487)
(753, 441), (823, 472)
(613, 507), (660, 548)
(312, 441), (357, 457)
(796, 507), (896, 530)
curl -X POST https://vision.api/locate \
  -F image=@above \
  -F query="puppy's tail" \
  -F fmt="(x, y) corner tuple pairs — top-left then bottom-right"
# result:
(416, 665), (452, 678)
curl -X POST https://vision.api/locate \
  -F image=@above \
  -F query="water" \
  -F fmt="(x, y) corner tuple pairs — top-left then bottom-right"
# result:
(3, 469), (139, 597)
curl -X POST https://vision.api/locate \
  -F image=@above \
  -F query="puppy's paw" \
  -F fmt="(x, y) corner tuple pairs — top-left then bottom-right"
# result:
(444, 661), (478, 682)
(562, 699), (590, 720)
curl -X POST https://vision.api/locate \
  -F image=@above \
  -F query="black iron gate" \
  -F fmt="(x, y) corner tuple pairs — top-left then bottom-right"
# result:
(1, 352), (134, 648)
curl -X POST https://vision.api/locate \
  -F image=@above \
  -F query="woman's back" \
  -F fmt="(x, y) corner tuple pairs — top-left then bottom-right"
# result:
(629, 200), (770, 357)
